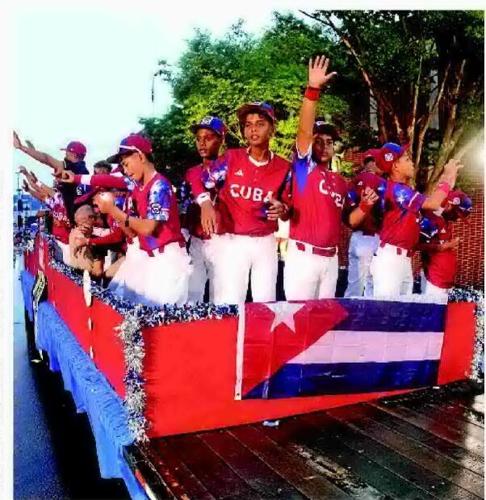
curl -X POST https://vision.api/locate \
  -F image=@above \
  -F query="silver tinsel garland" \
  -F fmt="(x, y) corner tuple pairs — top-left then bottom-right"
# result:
(448, 287), (484, 384)
(46, 237), (237, 442)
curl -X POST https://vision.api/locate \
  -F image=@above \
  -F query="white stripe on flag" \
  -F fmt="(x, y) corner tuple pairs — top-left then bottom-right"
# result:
(289, 330), (444, 365)
(234, 303), (246, 400)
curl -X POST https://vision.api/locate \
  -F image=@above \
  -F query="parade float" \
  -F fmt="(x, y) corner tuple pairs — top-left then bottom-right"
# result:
(20, 232), (483, 499)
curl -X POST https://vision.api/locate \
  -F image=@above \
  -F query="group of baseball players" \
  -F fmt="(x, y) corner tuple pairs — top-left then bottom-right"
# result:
(15, 55), (471, 307)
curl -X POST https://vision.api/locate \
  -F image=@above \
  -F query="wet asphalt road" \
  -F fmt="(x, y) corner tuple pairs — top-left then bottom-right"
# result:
(13, 259), (128, 499)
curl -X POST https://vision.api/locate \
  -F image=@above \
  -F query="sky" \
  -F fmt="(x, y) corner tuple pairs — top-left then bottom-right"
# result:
(12, 0), (330, 189)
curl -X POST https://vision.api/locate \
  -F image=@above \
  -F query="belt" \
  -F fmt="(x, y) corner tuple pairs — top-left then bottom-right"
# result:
(146, 240), (185, 257)
(295, 241), (337, 257)
(361, 230), (377, 237)
(379, 242), (413, 257)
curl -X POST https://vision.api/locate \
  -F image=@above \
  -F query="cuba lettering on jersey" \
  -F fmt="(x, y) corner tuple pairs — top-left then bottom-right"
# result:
(45, 191), (71, 244)
(379, 181), (426, 251)
(347, 171), (386, 235)
(209, 149), (290, 236)
(420, 210), (456, 289)
(289, 150), (349, 248)
(129, 173), (184, 253)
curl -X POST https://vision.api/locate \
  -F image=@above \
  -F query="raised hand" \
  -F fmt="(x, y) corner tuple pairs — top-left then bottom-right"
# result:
(308, 55), (337, 89)
(13, 131), (22, 150)
(22, 180), (29, 192)
(25, 140), (35, 149)
(18, 165), (28, 176)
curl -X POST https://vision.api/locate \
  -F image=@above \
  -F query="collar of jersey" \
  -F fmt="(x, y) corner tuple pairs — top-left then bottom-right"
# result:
(246, 147), (274, 167)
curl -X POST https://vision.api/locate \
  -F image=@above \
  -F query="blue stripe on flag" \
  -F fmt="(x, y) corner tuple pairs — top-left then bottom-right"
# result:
(335, 299), (446, 332)
(243, 360), (439, 399)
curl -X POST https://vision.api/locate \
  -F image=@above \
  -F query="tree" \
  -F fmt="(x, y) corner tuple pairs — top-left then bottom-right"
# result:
(141, 14), (360, 180)
(301, 10), (484, 190)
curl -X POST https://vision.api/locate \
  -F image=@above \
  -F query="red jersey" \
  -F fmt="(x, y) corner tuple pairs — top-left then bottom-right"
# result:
(45, 192), (71, 244)
(420, 210), (456, 289)
(184, 164), (217, 239)
(348, 171), (385, 235)
(126, 173), (184, 254)
(207, 148), (291, 236)
(379, 181), (426, 251)
(288, 150), (349, 248)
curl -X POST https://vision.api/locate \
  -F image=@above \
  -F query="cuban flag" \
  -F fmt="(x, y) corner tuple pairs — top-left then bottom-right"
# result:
(235, 299), (446, 400)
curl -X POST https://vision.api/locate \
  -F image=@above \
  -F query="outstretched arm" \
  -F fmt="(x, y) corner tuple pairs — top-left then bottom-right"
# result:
(14, 131), (64, 171)
(422, 159), (463, 211)
(296, 56), (337, 156)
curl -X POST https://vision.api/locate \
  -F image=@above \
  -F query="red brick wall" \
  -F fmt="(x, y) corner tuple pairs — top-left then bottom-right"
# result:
(340, 150), (484, 289)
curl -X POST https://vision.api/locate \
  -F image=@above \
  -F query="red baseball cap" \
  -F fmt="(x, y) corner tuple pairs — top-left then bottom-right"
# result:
(237, 101), (276, 125)
(371, 143), (410, 174)
(106, 134), (153, 163)
(61, 141), (87, 159)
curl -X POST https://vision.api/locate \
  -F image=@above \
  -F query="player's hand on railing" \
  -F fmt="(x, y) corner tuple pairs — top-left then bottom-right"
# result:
(200, 200), (218, 235)
(308, 55), (337, 89)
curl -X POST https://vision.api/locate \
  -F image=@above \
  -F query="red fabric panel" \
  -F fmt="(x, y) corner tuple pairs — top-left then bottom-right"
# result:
(437, 302), (476, 385)
(47, 269), (92, 354)
(91, 299), (126, 398)
(143, 318), (412, 439)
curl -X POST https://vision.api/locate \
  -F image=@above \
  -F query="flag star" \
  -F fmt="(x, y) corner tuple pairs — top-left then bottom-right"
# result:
(266, 302), (306, 333)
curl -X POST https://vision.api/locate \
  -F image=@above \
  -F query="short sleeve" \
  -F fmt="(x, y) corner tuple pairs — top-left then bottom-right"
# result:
(392, 184), (426, 213)
(147, 179), (171, 221)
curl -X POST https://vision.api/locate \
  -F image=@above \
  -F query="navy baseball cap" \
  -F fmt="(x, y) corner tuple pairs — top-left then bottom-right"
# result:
(237, 101), (276, 124)
(190, 116), (226, 136)
(106, 134), (153, 163)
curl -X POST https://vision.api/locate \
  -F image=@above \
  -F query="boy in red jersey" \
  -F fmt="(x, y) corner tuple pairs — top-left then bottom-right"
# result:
(94, 134), (191, 306)
(344, 152), (385, 297)
(183, 116), (226, 303)
(197, 103), (290, 304)
(418, 190), (472, 299)
(284, 56), (378, 300)
(369, 143), (463, 297)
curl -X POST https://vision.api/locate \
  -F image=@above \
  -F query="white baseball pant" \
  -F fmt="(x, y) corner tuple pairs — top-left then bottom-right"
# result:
(420, 272), (449, 300)
(187, 235), (225, 303)
(109, 239), (192, 306)
(371, 243), (414, 297)
(213, 234), (278, 304)
(344, 231), (379, 297)
(284, 239), (338, 300)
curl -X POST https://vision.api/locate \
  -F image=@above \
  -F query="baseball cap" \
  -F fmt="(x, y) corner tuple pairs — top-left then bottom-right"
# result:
(313, 119), (340, 141)
(237, 101), (276, 125)
(446, 190), (472, 217)
(61, 141), (87, 159)
(190, 116), (226, 136)
(106, 134), (153, 164)
(363, 149), (380, 162)
(372, 142), (410, 174)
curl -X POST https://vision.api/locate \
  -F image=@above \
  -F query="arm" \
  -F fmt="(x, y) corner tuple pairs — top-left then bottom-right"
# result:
(348, 187), (379, 228)
(417, 238), (459, 253)
(13, 131), (64, 171)
(422, 159), (463, 210)
(296, 56), (337, 155)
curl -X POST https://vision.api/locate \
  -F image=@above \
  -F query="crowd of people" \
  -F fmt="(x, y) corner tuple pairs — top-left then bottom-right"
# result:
(15, 55), (472, 307)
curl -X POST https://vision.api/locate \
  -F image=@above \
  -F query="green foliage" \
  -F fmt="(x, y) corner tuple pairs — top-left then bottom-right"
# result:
(141, 13), (355, 179)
